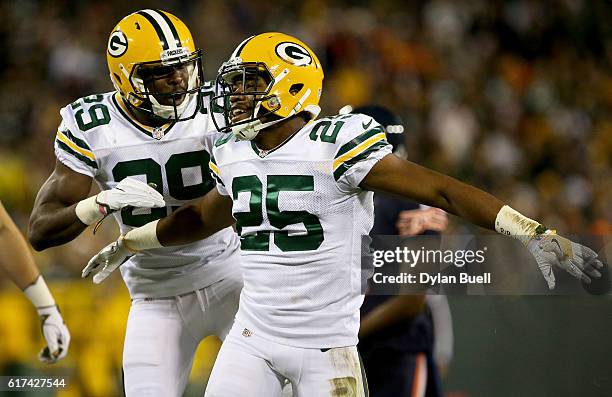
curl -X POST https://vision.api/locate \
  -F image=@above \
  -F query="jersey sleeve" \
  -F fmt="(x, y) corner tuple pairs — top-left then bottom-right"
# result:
(208, 152), (228, 196)
(332, 114), (393, 192)
(54, 107), (98, 177)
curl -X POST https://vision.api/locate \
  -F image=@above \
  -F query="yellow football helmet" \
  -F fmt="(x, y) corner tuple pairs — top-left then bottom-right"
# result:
(106, 9), (203, 121)
(213, 32), (324, 140)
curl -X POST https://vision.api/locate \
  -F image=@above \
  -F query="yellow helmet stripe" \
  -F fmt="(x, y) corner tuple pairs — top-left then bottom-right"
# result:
(137, 9), (180, 50)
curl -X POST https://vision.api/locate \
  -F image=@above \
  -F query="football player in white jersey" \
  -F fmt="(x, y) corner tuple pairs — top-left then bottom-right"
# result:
(28, 10), (242, 397)
(84, 33), (603, 397)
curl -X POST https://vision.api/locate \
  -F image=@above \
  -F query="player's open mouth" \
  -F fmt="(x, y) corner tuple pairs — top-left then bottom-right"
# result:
(230, 107), (250, 122)
(154, 93), (186, 106)
(172, 93), (186, 105)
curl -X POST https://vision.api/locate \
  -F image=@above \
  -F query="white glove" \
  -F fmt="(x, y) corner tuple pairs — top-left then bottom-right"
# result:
(82, 237), (134, 284)
(97, 177), (165, 212)
(37, 305), (70, 364)
(75, 177), (165, 225)
(527, 231), (603, 289)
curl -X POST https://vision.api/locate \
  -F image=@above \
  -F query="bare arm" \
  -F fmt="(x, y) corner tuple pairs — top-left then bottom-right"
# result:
(0, 201), (40, 288)
(361, 154), (504, 230)
(157, 188), (235, 247)
(1, 201), (71, 362)
(361, 153), (604, 289)
(28, 161), (93, 251)
(359, 295), (426, 339)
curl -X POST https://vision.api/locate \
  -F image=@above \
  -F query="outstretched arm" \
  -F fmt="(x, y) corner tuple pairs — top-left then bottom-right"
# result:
(362, 154), (603, 289)
(361, 154), (503, 230)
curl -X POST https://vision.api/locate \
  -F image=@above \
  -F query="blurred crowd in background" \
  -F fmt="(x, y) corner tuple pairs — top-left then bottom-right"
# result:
(0, 0), (610, 396)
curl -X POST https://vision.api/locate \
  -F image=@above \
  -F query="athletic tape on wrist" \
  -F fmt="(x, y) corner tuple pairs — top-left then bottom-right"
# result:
(23, 275), (56, 308)
(495, 205), (545, 246)
(123, 220), (163, 251)
(75, 195), (106, 225)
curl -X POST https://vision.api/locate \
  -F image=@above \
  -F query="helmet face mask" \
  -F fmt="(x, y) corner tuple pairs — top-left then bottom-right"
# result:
(107, 10), (205, 123)
(211, 33), (324, 140)
(129, 50), (204, 121)
(212, 61), (279, 135)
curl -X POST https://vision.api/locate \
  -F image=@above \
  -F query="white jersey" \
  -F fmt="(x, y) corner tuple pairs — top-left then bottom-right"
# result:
(54, 87), (240, 298)
(210, 113), (392, 348)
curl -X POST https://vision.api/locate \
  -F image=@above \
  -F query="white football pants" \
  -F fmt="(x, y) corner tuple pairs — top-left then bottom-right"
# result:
(205, 320), (368, 397)
(122, 271), (242, 397)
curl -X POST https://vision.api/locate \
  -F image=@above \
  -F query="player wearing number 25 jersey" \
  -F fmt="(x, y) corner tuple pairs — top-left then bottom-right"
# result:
(29, 10), (241, 397)
(211, 111), (388, 348)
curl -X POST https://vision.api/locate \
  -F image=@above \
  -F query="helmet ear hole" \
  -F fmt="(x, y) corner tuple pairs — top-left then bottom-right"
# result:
(289, 83), (304, 96)
(113, 73), (122, 85)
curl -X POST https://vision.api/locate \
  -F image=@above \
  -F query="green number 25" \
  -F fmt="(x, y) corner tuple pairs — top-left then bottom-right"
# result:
(232, 175), (324, 252)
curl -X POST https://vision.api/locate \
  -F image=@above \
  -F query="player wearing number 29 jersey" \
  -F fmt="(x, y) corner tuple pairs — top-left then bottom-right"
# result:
(56, 87), (238, 298)
(211, 112), (390, 347)
(29, 10), (242, 397)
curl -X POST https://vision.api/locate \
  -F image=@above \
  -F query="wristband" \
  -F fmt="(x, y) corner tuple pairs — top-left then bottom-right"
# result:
(23, 275), (56, 308)
(75, 195), (107, 225)
(495, 205), (547, 246)
(123, 220), (163, 252)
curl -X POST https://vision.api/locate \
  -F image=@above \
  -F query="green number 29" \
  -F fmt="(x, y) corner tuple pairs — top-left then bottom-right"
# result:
(72, 95), (111, 131)
(232, 175), (324, 252)
(113, 150), (214, 227)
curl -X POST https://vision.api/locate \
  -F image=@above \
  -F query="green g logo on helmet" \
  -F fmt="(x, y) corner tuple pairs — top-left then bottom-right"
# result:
(275, 42), (313, 66)
(108, 30), (128, 58)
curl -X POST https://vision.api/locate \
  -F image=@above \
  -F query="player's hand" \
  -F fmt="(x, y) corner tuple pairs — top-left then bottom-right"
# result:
(527, 231), (603, 289)
(96, 177), (165, 213)
(37, 305), (70, 364)
(396, 208), (448, 236)
(82, 237), (134, 284)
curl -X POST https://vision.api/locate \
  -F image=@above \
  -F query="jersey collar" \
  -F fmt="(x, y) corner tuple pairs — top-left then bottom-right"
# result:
(111, 93), (176, 140)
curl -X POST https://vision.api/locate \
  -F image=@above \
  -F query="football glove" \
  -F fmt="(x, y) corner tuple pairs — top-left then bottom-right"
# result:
(75, 177), (165, 226)
(82, 237), (134, 284)
(37, 305), (70, 364)
(97, 177), (165, 213)
(527, 231), (603, 290)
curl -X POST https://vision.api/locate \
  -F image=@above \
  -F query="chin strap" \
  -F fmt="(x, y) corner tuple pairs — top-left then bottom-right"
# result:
(149, 94), (191, 119)
(232, 117), (287, 140)
(232, 100), (321, 141)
